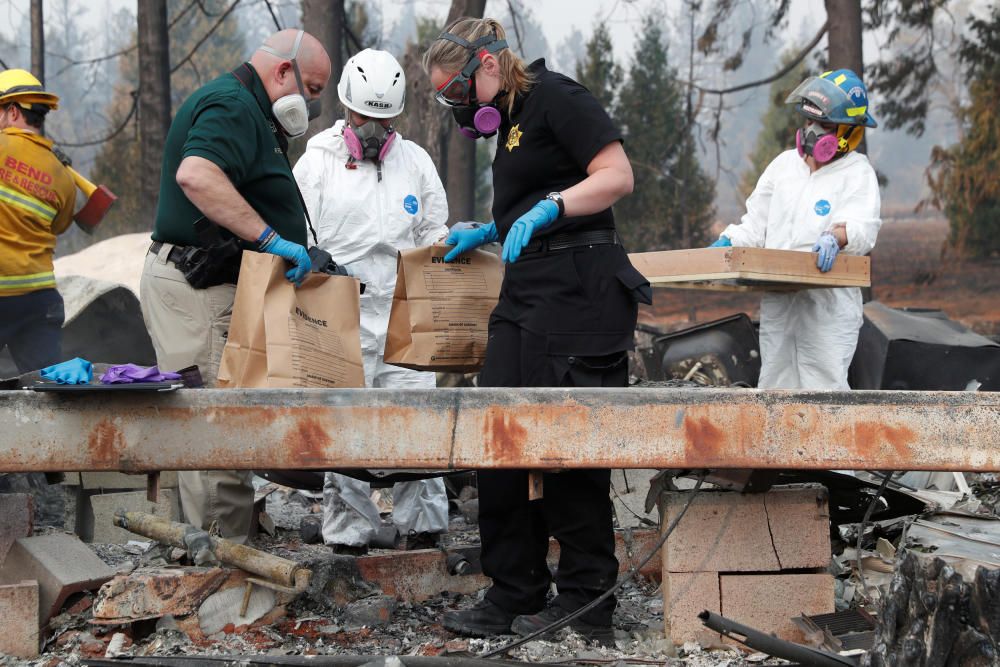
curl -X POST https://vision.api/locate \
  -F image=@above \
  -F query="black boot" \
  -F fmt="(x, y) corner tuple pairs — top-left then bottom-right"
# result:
(511, 605), (615, 645)
(443, 599), (520, 637)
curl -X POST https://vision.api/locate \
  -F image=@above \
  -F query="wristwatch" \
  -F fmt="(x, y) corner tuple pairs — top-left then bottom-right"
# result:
(545, 191), (565, 218)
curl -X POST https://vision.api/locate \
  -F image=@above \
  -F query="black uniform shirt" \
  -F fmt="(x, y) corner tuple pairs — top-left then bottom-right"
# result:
(491, 60), (622, 241)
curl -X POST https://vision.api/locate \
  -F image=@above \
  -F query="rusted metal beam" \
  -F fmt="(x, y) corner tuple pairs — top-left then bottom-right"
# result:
(1, 388), (998, 472)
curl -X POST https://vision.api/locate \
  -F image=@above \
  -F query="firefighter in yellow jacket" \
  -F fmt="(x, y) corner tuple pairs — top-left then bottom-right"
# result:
(0, 69), (75, 373)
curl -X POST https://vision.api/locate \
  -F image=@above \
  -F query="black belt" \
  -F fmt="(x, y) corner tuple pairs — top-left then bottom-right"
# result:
(149, 241), (188, 265)
(521, 229), (619, 255)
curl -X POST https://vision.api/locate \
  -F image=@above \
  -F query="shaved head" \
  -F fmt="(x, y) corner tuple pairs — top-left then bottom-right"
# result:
(251, 29), (332, 104)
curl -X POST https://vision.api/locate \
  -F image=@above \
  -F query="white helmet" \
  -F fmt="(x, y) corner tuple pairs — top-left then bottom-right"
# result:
(337, 49), (406, 119)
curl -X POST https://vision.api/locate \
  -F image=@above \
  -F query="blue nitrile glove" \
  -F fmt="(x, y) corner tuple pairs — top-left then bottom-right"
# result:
(812, 231), (840, 273)
(502, 198), (561, 264)
(444, 221), (499, 262)
(709, 236), (732, 248)
(257, 226), (312, 286)
(40, 357), (93, 385)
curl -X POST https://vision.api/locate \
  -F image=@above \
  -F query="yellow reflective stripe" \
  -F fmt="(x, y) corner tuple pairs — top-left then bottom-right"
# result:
(834, 73), (847, 85)
(0, 183), (56, 222)
(0, 271), (55, 291)
(820, 70), (833, 78)
(846, 106), (867, 117)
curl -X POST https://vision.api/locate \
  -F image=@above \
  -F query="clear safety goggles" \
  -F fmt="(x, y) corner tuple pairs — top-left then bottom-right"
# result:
(433, 32), (507, 108)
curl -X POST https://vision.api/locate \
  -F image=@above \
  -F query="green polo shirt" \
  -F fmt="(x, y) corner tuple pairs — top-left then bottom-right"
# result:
(152, 63), (307, 247)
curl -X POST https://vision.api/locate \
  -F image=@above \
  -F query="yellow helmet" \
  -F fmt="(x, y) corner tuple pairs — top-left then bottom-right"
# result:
(0, 69), (59, 111)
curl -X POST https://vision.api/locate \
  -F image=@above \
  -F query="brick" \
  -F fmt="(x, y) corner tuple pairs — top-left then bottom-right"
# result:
(764, 486), (831, 569)
(660, 486), (831, 573)
(89, 489), (180, 544)
(660, 491), (780, 573)
(720, 573), (835, 644)
(663, 572), (720, 646)
(0, 534), (115, 625)
(0, 493), (34, 563)
(0, 580), (39, 658)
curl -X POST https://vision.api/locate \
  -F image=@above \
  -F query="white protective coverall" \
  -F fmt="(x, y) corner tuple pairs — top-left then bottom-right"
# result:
(294, 120), (451, 546)
(722, 149), (881, 390)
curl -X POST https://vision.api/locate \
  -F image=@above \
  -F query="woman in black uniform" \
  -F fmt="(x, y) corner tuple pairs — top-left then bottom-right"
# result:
(424, 18), (651, 643)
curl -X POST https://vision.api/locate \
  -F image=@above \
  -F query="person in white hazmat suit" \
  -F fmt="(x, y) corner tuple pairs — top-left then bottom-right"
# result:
(293, 49), (450, 554)
(711, 69), (881, 390)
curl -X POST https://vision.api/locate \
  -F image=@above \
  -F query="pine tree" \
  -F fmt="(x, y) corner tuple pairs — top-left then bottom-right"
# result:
(614, 15), (714, 252)
(925, 5), (1000, 259)
(575, 22), (620, 116)
(738, 50), (809, 201)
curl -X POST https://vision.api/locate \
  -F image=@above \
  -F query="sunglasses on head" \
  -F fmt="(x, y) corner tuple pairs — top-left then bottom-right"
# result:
(433, 31), (507, 108)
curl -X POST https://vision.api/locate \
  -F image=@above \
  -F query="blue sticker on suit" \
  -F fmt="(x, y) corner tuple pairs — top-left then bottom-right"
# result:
(403, 195), (419, 214)
(814, 199), (831, 216)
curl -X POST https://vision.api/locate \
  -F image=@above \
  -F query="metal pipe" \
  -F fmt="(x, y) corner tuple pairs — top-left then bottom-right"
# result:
(3, 387), (999, 472)
(699, 610), (857, 667)
(114, 511), (308, 588)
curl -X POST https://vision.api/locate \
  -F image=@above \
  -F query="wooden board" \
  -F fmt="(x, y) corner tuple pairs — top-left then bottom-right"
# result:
(629, 247), (870, 291)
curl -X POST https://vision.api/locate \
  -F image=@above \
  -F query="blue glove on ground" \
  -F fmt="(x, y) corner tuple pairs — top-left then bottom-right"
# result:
(502, 199), (560, 264)
(258, 226), (312, 286)
(812, 232), (840, 272)
(444, 221), (499, 262)
(40, 357), (93, 385)
(709, 236), (732, 248)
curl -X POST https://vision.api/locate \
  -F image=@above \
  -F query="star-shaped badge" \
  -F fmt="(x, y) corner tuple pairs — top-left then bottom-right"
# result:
(506, 123), (522, 152)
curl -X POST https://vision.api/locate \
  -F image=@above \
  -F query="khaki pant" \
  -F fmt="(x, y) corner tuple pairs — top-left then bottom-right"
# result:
(139, 245), (254, 543)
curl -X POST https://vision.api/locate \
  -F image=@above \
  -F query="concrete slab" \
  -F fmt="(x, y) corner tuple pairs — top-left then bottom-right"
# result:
(0, 493), (34, 563)
(89, 489), (180, 544)
(720, 573), (835, 644)
(74, 471), (179, 491)
(0, 534), (114, 625)
(610, 469), (659, 528)
(0, 580), (39, 658)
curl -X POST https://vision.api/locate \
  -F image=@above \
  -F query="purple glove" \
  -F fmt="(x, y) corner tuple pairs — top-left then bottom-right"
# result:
(100, 364), (182, 384)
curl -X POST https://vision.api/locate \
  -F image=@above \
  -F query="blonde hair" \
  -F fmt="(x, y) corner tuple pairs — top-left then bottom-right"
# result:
(422, 17), (534, 115)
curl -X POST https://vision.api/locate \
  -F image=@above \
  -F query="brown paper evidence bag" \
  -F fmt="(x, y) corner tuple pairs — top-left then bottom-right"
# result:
(384, 244), (502, 373)
(217, 252), (365, 388)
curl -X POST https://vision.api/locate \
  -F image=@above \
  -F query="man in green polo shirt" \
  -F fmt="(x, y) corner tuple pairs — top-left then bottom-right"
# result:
(139, 29), (331, 543)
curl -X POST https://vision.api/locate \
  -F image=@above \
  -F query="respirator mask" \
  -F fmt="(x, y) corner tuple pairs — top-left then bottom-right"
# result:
(451, 98), (502, 139)
(343, 116), (396, 162)
(433, 31), (508, 139)
(795, 120), (840, 164)
(258, 30), (322, 138)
